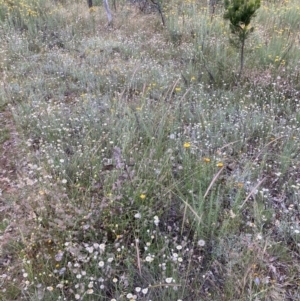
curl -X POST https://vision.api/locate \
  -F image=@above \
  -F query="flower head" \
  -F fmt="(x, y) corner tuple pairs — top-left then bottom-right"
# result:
(197, 239), (206, 247)
(134, 212), (141, 219)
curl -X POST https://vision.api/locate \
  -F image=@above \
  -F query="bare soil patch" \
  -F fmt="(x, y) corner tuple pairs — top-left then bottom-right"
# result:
(0, 109), (24, 300)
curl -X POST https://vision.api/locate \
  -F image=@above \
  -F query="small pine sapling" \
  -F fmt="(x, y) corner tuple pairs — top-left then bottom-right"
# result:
(224, 0), (260, 80)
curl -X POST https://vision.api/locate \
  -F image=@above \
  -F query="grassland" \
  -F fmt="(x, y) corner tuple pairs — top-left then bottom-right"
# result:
(0, 0), (300, 300)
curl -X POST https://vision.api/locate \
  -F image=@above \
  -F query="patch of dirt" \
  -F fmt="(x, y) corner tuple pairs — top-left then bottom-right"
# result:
(0, 111), (19, 193)
(0, 109), (25, 300)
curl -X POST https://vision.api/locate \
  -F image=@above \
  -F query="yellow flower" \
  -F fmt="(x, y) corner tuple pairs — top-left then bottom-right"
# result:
(239, 23), (247, 30)
(216, 162), (224, 167)
(175, 87), (181, 92)
(183, 142), (191, 148)
(191, 76), (196, 81)
(229, 210), (236, 218)
(203, 157), (211, 162)
(140, 194), (146, 200)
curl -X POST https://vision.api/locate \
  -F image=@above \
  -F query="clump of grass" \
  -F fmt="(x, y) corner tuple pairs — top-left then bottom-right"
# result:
(0, 128), (10, 144)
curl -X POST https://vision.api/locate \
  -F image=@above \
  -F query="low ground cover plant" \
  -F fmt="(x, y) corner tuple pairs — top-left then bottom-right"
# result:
(0, 0), (299, 300)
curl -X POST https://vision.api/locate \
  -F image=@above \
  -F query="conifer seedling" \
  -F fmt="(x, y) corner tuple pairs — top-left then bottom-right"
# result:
(224, 0), (260, 80)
